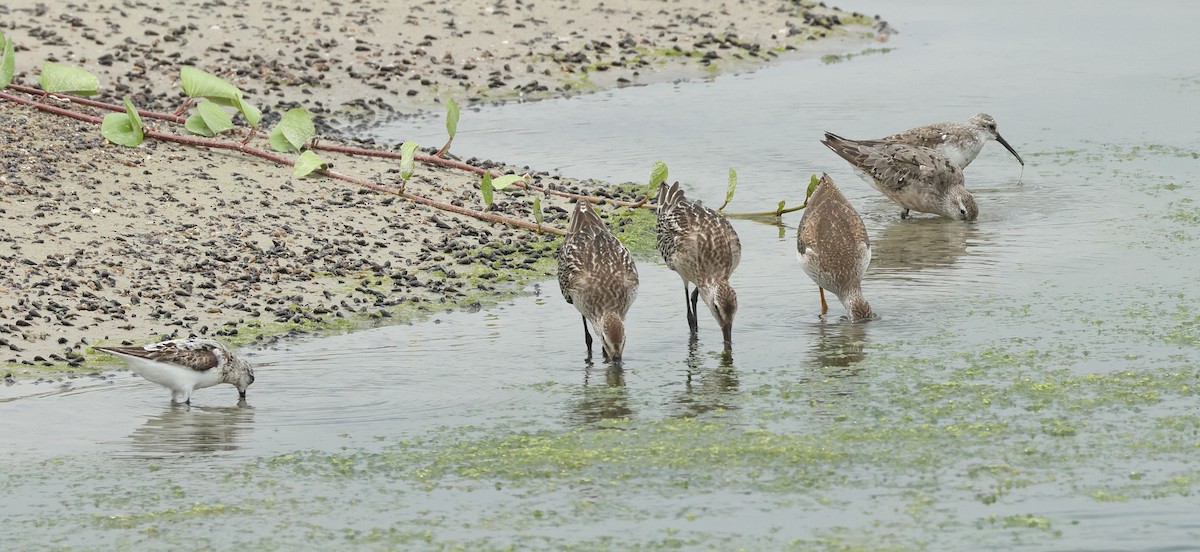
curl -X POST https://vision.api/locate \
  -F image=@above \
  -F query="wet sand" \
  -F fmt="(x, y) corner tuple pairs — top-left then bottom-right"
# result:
(0, 0), (887, 372)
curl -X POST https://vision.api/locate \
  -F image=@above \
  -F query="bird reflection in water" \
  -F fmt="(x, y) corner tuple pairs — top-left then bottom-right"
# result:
(809, 320), (869, 374)
(121, 402), (255, 458)
(570, 359), (632, 427)
(674, 335), (739, 418)
(870, 216), (977, 273)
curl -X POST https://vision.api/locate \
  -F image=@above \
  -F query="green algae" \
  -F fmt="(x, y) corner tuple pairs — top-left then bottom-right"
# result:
(821, 47), (894, 65)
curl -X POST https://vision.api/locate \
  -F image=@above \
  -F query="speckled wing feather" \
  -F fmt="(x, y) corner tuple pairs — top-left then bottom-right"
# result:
(822, 132), (964, 193)
(655, 182), (741, 281)
(557, 201), (638, 308)
(98, 341), (220, 372)
(880, 121), (957, 149)
(797, 175), (870, 294)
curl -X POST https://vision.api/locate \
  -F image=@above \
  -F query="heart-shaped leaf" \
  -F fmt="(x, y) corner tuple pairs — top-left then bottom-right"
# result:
(196, 101), (234, 135)
(101, 97), (145, 146)
(39, 62), (99, 95)
(293, 150), (329, 178)
(180, 66), (241, 102)
(491, 173), (529, 191)
(445, 97), (460, 139)
(719, 167), (737, 211)
(236, 97), (261, 127)
(269, 108), (316, 152)
(399, 141), (419, 182)
(646, 160), (668, 196)
(481, 172), (495, 207)
(184, 113), (215, 137)
(0, 33), (14, 89)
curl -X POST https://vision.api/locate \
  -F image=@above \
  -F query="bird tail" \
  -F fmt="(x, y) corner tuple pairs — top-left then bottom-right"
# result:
(821, 132), (860, 165)
(657, 181), (685, 209)
(567, 199), (605, 234)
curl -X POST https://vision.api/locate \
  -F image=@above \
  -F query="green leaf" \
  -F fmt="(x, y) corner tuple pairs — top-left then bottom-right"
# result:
(775, 200), (786, 217)
(38, 62), (99, 95)
(180, 66), (241, 101)
(236, 97), (262, 127)
(445, 97), (460, 139)
(101, 98), (144, 146)
(122, 96), (143, 137)
(0, 34), (14, 89)
(806, 174), (820, 200)
(293, 150), (329, 178)
(399, 140), (419, 182)
(491, 173), (528, 191)
(195, 101), (234, 135)
(533, 196), (543, 226)
(184, 113), (215, 137)
(646, 160), (668, 196)
(719, 167), (737, 211)
(481, 172), (494, 207)
(269, 108), (316, 152)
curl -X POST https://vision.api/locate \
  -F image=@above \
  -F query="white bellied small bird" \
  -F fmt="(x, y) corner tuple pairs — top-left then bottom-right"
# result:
(97, 338), (255, 404)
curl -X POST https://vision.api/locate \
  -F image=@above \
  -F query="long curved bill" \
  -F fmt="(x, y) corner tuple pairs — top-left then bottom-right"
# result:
(995, 133), (1024, 166)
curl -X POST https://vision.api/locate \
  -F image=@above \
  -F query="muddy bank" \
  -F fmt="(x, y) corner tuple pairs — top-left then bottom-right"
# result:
(0, 0), (888, 373)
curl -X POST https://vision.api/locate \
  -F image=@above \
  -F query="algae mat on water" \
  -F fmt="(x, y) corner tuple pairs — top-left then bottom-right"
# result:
(5, 332), (1200, 550)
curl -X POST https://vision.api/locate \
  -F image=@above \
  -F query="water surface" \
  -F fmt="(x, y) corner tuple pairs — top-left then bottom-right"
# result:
(4, 0), (1200, 549)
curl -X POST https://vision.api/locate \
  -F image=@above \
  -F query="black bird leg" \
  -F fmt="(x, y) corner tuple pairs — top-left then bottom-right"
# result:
(582, 315), (593, 354)
(689, 286), (700, 332)
(684, 283), (697, 331)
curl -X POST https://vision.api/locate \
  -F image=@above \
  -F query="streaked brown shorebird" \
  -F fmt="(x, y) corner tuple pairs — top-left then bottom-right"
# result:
(821, 132), (978, 221)
(96, 338), (256, 404)
(557, 199), (639, 362)
(655, 181), (741, 345)
(879, 113), (1024, 169)
(796, 174), (875, 321)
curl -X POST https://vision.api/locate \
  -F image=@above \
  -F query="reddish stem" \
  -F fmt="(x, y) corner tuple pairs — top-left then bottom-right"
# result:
(0, 89), (563, 236)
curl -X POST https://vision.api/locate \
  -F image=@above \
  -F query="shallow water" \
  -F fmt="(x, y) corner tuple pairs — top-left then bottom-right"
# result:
(5, 0), (1200, 549)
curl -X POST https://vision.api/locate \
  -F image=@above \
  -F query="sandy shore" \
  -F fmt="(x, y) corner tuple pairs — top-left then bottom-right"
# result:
(0, 1), (887, 372)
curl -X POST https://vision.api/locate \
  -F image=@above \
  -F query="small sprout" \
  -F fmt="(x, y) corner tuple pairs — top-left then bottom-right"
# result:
(293, 150), (329, 178)
(775, 200), (786, 217)
(39, 61), (99, 96)
(268, 108), (317, 153)
(481, 172), (495, 209)
(0, 32), (14, 89)
(533, 196), (544, 230)
(718, 167), (737, 212)
(436, 97), (460, 157)
(399, 140), (419, 192)
(101, 97), (145, 147)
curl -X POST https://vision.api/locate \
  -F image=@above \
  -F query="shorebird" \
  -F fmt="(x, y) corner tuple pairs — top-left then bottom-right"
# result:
(96, 338), (255, 404)
(880, 113), (1024, 169)
(796, 174), (875, 321)
(821, 132), (978, 221)
(556, 199), (639, 362)
(655, 181), (741, 345)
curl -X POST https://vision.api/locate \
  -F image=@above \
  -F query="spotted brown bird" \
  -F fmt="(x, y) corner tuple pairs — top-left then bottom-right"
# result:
(655, 182), (741, 345)
(879, 113), (1024, 169)
(796, 174), (875, 321)
(557, 199), (639, 362)
(821, 132), (978, 221)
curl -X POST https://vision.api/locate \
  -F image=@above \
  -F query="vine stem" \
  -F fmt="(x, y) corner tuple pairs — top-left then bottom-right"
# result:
(2, 84), (809, 220)
(4, 84), (653, 209)
(0, 89), (563, 236)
